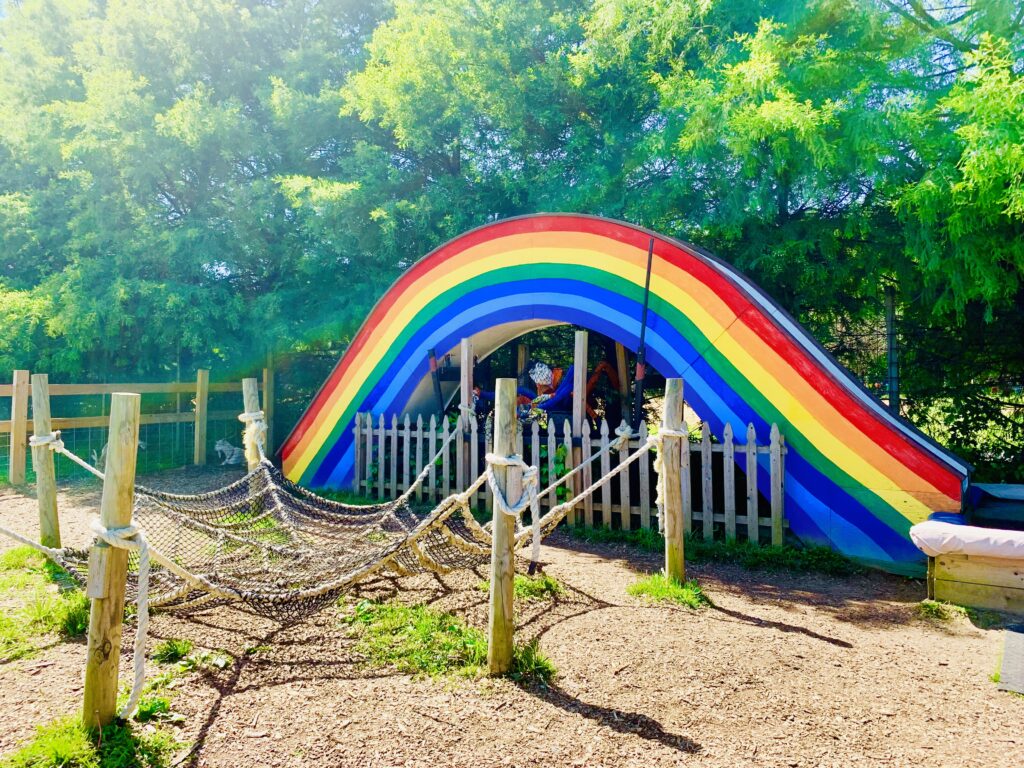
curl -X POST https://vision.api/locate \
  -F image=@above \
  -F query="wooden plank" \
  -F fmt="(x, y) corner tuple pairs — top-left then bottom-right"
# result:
(746, 423), (758, 544)
(701, 421), (713, 541)
(935, 554), (1024, 591)
(934, 578), (1024, 615)
(415, 415), (425, 502)
(428, 415), (438, 502)
(9, 370), (29, 484)
(262, 357), (275, 453)
(562, 418), (574, 525)
(364, 413), (374, 497)
(530, 421), (541, 485)
(240, 378), (262, 470)
(488, 379), (520, 674)
(770, 424), (784, 546)
(546, 422), (557, 509)
(0, 384), (12, 397)
(661, 379), (685, 581)
(442, 416), (451, 498)
(614, 343), (630, 399)
(353, 414), (363, 493)
(617, 419), (631, 530)
(471, 414), (481, 508)
(402, 414), (411, 493)
(571, 331), (587, 524)
(377, 414), (386, 501)
(582, 423), (594, 527)
(723, 423), (736, 541)
(599, 419), (611, 528)
(681, 422), (692, 535)
(460, 337), (473, 491)
(81, 393), (140, 729)
(638, 421), (650, 529)
(50, 382), (195, 396)
(0, 419), (9, 434)
(31, 374), (60, 548)
(193, 369), (209, 465)
(517, 343), (528, 375)
(389, 414), (399, 499)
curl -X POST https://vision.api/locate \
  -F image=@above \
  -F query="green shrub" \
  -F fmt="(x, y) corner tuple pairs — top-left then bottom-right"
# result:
(133, 696), (171, 723)
(509, 638), (557, 687)
(0, 716), (180, 768)
(478, 573), (564, 601)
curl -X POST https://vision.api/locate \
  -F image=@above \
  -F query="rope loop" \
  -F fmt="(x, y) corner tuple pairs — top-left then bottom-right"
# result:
(647, 427), (688, 534)
(29, 431), (64, 451)
(483, 452), (543, 566)
(88, 518), (151, 720)
(613, 423), (633, 451)
(238, 412), (268, 461)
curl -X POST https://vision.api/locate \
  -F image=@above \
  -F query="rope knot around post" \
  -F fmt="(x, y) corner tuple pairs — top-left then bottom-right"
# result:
(613, 423), (633, 451)
(238, 409), (268, 462)
(29, 430), (64, 452)
(483, 452), (543, 571)
(87, 517), (151, 720)
(646, 427), (690, 534)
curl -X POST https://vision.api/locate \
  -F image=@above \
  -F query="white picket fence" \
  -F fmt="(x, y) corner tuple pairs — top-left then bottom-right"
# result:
(352, 412), (788, 545)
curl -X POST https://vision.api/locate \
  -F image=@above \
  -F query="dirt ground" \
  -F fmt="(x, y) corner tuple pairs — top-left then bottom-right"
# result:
(1, 466), (1022, 768)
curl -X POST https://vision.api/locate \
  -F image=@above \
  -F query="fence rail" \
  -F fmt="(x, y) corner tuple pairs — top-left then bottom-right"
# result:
(0, 369), (272, 484)
(352, 411), (788, 546)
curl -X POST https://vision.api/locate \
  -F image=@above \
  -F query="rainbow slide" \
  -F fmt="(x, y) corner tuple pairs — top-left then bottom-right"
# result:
(281, 215), (969, 574)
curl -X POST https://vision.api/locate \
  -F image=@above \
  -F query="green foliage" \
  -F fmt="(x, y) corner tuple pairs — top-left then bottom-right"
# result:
(917, 599), (1004, 629)
(151, 638), (193, 664)
(0, 0), (1023, 478)
(343, 599), (556, 683)
(0, 547), (89, 661)
(478, 573), (564, 600)
(0, 716), (180, 768)
(627, 573), (710, 609)
(565, 525), (859, 576)
(132, 697), (171, 724)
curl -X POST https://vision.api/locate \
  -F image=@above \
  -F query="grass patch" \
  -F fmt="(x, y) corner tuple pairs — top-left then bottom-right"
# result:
(0, 716), (180, 768)
(565, 526), (859, 576)
(627, 573), (710, 609)
(133, 696), (171, 723)
(478, 573), (563, 601)
(0, 546), (89, 662)
(343, 599), (556, 685)
(152, 638), (193, 664)
(916, 599), (1005, 628)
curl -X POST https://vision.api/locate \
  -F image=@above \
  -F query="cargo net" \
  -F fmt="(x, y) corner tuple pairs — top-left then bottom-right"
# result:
(9, 416), (675, 625)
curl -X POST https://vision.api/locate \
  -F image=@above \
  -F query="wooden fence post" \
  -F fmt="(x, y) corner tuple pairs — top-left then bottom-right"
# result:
(460, 337), (474, 492)
(723, 423), (736, 541)
(661, 379), (685, 582)
(31, 374), (60, 548)
(770, 424), (784, 546)
(262, 355), (275, 454)
(241, 378), (261, 471)
(701, 422), (713, 540)
(9, 370), (29, 484)
(193, 369), (209, 465)
(488, 378), (519, 675)
(353, 413), (363, 493)
(746, 423), (758, 543)
(82, 393), (140, 729)
(570, 330), (588, 525)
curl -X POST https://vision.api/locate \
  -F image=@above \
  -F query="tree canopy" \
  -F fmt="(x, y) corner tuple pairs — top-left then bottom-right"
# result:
(0, 0), (1022, 477)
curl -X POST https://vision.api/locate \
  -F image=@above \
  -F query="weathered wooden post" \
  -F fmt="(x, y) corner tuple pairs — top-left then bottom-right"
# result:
(262, 354), (275, 454)
(9, 369), (30, 484)
(82, 393), (140, 729)
(241, 377), (262, 471)
(662, 379), (685, 582)
(193, 369), (209, 465)
(459, 337), (474, 492)
(770, 424), (785, 546)
(488, 378), (520, 675)
(570, 330), (588, 525)
(31, 374), (60, 548)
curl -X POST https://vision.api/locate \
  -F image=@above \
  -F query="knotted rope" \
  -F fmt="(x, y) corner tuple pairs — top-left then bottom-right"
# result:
(483, 453), (542, 567)
(29, 431), (105, 480)
(87, 518), (151, 719)
(646, 427), (689, 533)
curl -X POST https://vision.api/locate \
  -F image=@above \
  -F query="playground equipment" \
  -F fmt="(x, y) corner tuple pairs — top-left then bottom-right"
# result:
(4, 373), (694, 725)
(281, 214), (969, 575)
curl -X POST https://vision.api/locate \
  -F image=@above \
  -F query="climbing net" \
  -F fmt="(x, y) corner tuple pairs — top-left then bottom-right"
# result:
(1, 410), (687, 716)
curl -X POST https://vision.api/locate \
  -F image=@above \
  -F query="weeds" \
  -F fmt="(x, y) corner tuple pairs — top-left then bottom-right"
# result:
(0, 716), (180, 768)
(565, 526), (859, 576)
(627, 573), (710, 609)
(152, 638), (193, 664)
(917, 599), (1004, 629)
(478, 573), (563, 601)
(343, 600), (556, 684)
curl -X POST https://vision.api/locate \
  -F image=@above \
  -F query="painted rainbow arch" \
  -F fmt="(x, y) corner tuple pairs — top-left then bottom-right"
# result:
(281, 214), (969, 574)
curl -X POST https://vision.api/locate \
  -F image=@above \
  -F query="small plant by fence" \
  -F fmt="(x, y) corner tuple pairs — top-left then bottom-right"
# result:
(352, 412), (788, 545)
(0, 369), (273, 485)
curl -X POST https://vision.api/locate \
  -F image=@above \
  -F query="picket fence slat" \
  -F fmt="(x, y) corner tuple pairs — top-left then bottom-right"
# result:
(351, 411), (786, 548)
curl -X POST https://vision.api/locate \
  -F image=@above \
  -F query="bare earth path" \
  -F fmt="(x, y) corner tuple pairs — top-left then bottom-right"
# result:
(1, 467), (1021, 768)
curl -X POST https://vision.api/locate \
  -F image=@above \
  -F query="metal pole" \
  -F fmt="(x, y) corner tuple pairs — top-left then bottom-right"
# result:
(428, 348), (445, 416)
